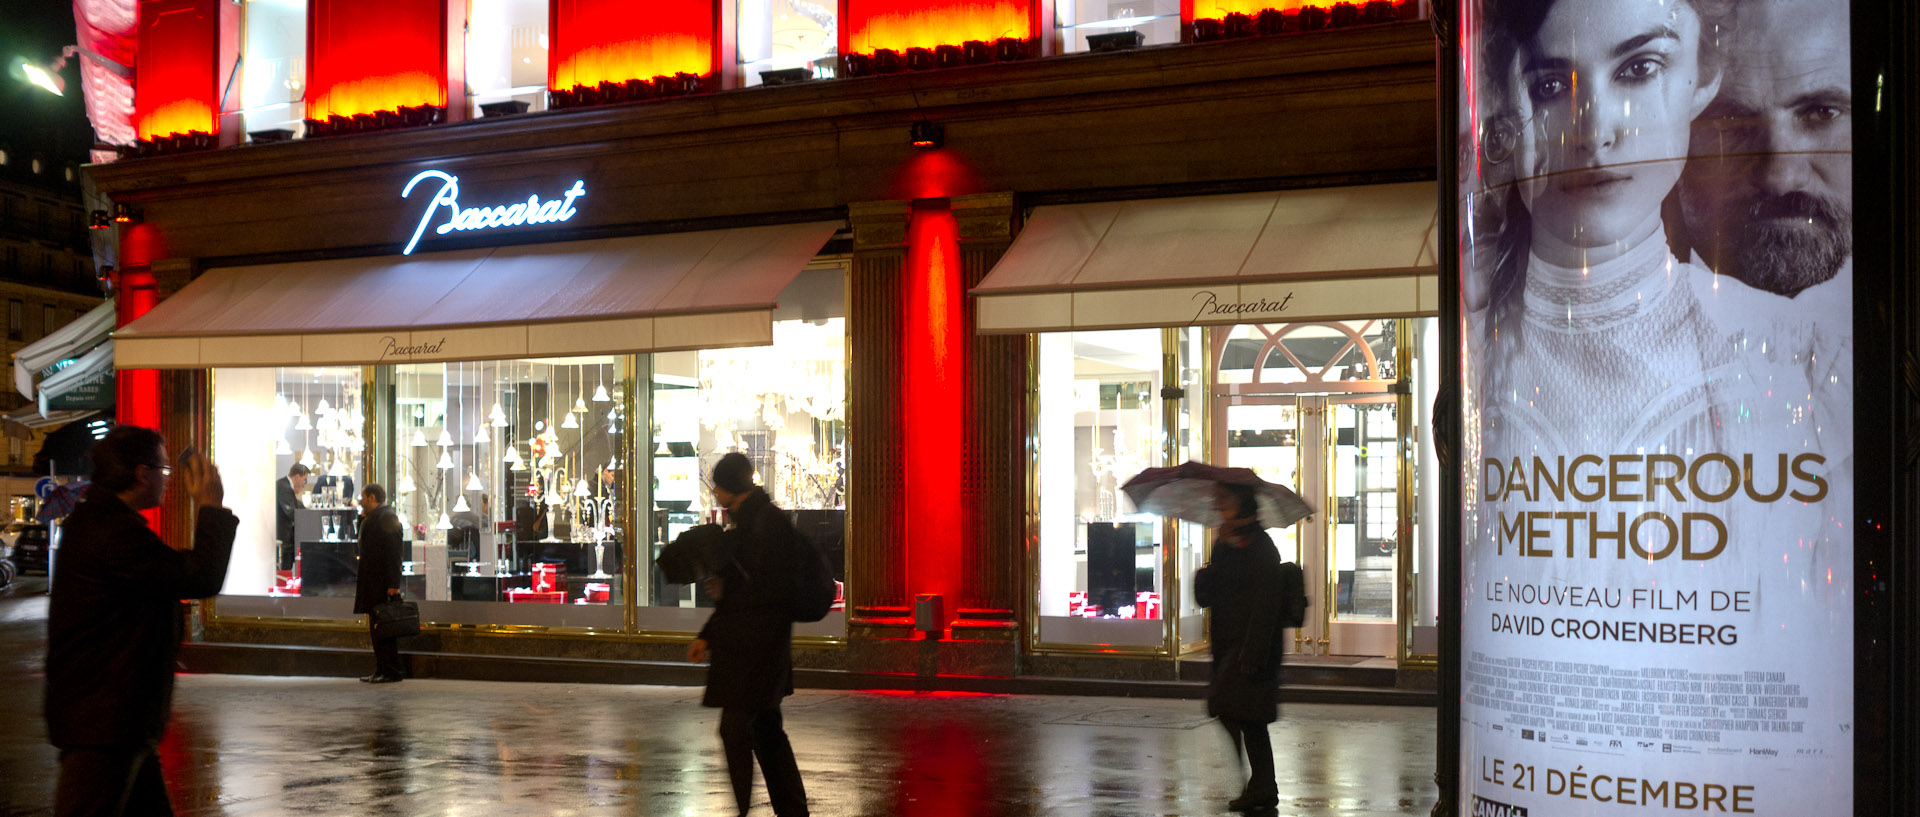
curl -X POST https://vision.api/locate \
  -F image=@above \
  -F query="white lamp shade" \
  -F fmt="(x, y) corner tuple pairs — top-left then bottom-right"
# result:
(434, 512), (453, 530)
(294, 413), (313, 431)
(488, 402), (507, 421)
(572, 396), (588, 413)
(410, 430), (428, 447)
(274, 438), (292, 456)
(436, 450), (454, 469)
(592, 384), (610, 402)
(503, 446), (523, 465)
(452, 495), (471, 513)
(472, 426), (489, 444)
(435, 429), (454, 447)
(465, 471), (483, 491)
(316, 398), (331, 414)
(573, 478), (590, 497)
(561, 413), (580, 429)
(397, 472), (416, 493)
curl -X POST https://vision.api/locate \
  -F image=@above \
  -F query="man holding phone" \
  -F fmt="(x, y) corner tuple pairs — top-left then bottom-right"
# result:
(45, 426), (236, 817)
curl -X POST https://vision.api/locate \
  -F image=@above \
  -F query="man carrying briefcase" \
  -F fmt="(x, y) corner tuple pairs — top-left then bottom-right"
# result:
(354, 483), (408, 683)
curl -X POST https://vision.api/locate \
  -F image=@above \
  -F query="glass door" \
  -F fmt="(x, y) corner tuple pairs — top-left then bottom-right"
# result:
(1324, 395), (1402, 658)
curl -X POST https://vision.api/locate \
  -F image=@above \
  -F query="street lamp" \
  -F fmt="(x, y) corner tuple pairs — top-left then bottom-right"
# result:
(13, 46), (82, 96)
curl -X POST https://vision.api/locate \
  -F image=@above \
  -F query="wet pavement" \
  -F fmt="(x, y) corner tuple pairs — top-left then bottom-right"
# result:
(0, 578), (1438, 816)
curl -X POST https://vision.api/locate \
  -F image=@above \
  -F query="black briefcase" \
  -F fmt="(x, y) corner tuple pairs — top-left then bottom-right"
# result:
(369, 598), (421, 639)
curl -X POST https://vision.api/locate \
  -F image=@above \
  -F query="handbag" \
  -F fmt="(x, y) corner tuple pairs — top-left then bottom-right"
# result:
(369, 597), (420, 639)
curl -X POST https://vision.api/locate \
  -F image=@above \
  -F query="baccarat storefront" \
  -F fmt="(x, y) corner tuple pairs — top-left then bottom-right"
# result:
(87, 0), (1445, 684)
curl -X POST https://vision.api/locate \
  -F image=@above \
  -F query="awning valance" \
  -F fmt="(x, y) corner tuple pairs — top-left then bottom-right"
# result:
(970, 182), (1439, 334)
(40, 340), (115, 414)
(14, 298), (115, 399)
(114, 221), (842, 369)
(1, 405), (99, 432)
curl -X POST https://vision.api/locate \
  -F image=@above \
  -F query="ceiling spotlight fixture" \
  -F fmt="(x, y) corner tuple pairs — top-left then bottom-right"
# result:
(910, 120), (943, 149)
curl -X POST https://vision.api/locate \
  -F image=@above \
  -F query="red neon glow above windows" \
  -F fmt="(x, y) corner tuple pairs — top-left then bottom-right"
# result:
(550, 0), (715, 89)
(1189, 0), (1312, 15)
(134, 0), (218, 139)
(846, 0), (1034, 53)
(306, 0), (446, 120)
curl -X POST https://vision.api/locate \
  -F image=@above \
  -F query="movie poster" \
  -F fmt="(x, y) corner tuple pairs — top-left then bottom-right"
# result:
(1458, 0), (1854, 813)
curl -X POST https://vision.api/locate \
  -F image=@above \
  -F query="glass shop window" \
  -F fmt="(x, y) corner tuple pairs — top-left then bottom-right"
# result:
(467, 0), (549, 116)
(644, 265), (847, 634)
(736, 0), (839, 87)
(1053, 0), (1180, 54)
(1034, 328), (1180, 649)
(208, 366), (368, 618)
(384, 357), (628, 629)
(238, 0), (309, 136)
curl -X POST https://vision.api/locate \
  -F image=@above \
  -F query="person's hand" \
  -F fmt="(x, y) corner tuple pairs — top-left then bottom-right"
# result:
(686, 638), (709, 664)
(184, 457), (224, 509)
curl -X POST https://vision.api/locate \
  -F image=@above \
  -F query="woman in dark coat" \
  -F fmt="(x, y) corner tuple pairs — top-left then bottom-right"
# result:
(353, 483), (407, 683)
(1194, 483), (1292, 814)
(686, 452), (808, 817)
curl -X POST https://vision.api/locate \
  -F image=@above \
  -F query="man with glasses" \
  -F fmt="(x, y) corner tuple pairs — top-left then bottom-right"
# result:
(44, 425), (236, 817)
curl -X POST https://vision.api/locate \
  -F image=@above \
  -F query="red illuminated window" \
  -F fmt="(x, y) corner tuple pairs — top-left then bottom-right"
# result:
(844, 0), (1037, 55)
(305, 0), (447, 122)
(134, 0), (218, 140)
(551, 0), (716, 92)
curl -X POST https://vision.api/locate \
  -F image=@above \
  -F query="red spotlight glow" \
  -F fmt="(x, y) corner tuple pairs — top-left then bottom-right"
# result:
(903, 201), (965, 611)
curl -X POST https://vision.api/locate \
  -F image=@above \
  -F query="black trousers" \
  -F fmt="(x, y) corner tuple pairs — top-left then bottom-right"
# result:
(719, 705), (807, 817)
(1220, 717), (1277, 802)
(368, 617), (403, 677)
(55, 743), (172, 817)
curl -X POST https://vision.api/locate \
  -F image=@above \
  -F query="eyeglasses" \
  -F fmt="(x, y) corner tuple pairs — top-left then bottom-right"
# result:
(144, 463), (172, 477)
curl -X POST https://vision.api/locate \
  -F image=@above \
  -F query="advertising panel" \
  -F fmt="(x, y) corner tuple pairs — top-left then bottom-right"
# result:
(1458, 0), (1854, 813)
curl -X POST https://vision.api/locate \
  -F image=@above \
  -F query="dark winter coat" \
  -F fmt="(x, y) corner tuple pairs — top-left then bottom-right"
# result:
(353, 504), (406, 615)
(45, 487), (238, 749)
(1193, 525), (1291, 724)
(698, 488), (801, 710)
(275, 476), (299, 544)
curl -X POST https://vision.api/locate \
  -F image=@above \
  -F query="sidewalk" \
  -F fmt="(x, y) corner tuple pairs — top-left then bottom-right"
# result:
(0, 580), (1439, 817)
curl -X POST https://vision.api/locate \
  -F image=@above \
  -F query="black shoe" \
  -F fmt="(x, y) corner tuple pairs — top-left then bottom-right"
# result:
(1228, 792), (1278, 813)
(366, 674), (403, 684)
(358, 674), (379, 683)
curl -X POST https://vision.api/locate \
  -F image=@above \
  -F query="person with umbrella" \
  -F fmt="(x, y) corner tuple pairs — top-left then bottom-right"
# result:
(1124, 462), (1309, 815)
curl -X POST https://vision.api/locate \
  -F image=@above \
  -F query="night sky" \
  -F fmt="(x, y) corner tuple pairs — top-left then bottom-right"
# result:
(1, 0), (97, 166)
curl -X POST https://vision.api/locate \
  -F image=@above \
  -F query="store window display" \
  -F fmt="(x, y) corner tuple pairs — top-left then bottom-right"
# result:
(647, 267), (846, 633)
(238, 0), (308, 136)
(736, 0), (839, 86)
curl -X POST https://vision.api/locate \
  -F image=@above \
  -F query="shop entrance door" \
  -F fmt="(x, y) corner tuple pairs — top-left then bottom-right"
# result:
(1210, 322), (1406, 658)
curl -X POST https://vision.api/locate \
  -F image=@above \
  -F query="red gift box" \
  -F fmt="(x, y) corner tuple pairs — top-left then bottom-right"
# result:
(1134, 591), (1161, 620)
(531, 562), (564, 593)
(583, 582), (610, 604)
(1068, 591), (1087, 617)
(506, 588), (565, 604)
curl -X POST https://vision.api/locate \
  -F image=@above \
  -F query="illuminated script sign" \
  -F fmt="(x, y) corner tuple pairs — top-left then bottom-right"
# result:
(401, 170), (586, 255)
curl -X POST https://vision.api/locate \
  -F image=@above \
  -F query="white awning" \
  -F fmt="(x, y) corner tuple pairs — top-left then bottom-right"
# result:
(114, 221), (842, 369)
(970, 183), (1440, 333)
(14, 298), (115, 399)
(1, 405), (98, 431)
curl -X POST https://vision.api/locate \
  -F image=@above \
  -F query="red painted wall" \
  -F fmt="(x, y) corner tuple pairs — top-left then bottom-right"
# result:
(134, 0), (219, 139)
(306, 0), (447, 119)
(550, 0), (716, 89)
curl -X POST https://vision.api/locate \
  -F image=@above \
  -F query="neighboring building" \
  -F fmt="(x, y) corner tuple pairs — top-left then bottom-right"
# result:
(0, 141), (107, 515)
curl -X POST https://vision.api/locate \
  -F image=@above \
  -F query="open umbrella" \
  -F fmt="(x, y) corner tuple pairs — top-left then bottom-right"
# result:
(36, 480), (89, 521)
(1120, 460), (1313, 529)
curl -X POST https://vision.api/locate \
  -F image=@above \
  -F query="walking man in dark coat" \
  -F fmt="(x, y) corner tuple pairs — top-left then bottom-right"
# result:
(45, 425), (236, 817)
(1194, 483), (1294, 814)
(685, 452), (809, 817)
(354, 483), (406, 683)
(274, 463), (310, 568)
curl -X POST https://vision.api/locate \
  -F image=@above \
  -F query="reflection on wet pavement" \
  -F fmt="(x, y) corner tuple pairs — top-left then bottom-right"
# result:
(1, 579), (1436, 816)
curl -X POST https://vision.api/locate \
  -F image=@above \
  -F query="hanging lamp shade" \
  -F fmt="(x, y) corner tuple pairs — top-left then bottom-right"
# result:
(573, 478), (591, 497)
(435, 512), (454, 530)
(299, 448), (317, 468)
(436, 450), (454, 469)
(410, 430), (428, 447)
(489, 401), (507, 422)
(504, 446), (523, 465)
(561, 412), (580, 429)
(316, 398), (331, 414)
(490, 414), (509, 428)
(435, 429), (454, 447)
(592, 384), (610, 402)
(472, 426), (490, 444)
(274, 438), (293, 456)
(452, 495), (472, 513)
(397, 472), (416, 493)
(544, 490), (564, 506)
(465, 471), (483, 491)
(294, 413), (313, 431)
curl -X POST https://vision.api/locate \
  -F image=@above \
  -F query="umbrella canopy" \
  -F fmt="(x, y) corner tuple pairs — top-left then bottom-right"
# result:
(1120, 460), (1313, 529)
(36, 480), (89, 521)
